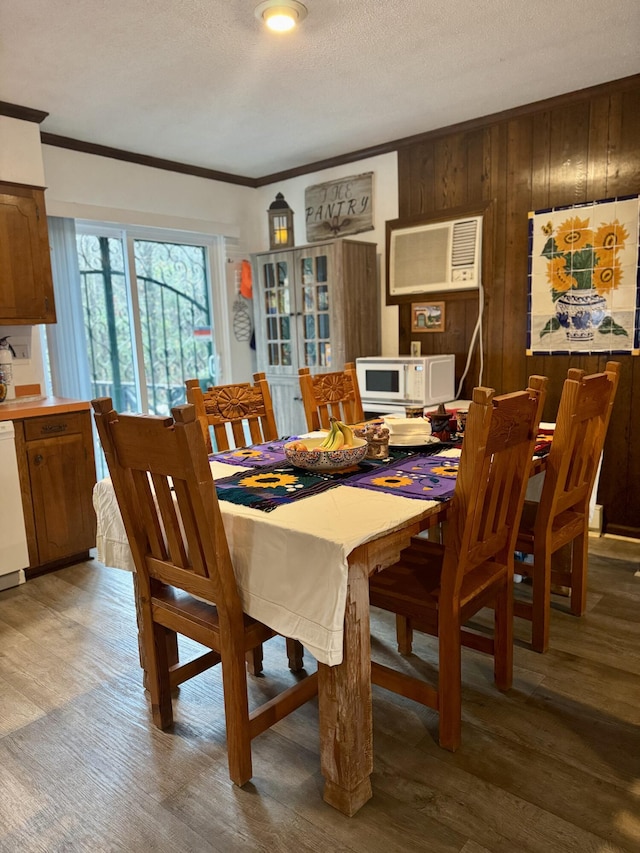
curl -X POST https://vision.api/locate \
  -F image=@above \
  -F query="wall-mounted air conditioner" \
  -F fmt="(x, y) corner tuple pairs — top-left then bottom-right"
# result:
(389, 215), (482, 296)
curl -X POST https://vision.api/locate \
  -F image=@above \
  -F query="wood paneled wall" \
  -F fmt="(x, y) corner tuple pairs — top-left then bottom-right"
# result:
(396, 75), (640, 537)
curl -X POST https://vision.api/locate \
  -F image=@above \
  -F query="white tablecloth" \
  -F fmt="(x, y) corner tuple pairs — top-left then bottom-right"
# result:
(94, 447), (460, 666)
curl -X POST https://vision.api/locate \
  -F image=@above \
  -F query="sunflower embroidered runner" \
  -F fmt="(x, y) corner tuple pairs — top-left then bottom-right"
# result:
(346, 454), (460, 501)
(214, 447), (455, 512)
(215, 463), (356, 511)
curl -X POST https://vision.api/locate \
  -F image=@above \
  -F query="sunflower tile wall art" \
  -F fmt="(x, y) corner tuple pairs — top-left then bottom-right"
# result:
(527, 195), (640, 354)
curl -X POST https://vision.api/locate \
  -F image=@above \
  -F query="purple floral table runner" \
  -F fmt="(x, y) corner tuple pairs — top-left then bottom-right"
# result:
(345, 454), (460, 501)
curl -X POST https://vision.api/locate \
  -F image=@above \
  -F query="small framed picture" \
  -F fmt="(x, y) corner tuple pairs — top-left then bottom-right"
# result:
(411, 301), (445, 333)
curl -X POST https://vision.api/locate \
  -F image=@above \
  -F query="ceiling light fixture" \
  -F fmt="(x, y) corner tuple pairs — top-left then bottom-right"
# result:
(255, 0), (308, 32)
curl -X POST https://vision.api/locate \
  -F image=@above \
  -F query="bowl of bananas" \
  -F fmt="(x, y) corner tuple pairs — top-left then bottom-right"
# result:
(284, 420), (368, 471)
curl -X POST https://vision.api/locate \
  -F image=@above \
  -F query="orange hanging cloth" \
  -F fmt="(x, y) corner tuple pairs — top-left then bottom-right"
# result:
(240, 260), (253, 299)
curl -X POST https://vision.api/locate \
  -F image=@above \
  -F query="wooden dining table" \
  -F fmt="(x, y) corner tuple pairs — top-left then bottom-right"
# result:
(93, 436), (550, 817)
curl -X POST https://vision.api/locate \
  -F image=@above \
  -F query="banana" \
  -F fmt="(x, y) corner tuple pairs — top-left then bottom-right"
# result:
(329, 430), (344, 450)
(318, 419), (354, 450)
(336, 420), (355, 446)
(319, 421), (339, 449)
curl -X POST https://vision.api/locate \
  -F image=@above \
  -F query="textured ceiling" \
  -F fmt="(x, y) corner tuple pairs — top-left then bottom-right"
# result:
(1, 0), (639, 180)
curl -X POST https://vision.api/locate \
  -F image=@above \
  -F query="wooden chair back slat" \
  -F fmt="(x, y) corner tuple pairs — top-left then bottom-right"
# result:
(170, 477), (209, 577)
(131, 468), (168, 562)
(186, 373), (278, 454)
(151, 473), (190, 570)
(247, 419), (263, 445)
(298, 362), (365, 431)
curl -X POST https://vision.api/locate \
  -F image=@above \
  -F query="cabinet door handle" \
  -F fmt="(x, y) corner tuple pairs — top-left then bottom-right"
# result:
(34, 454), (44, 465)
(41, 423), (67, 433)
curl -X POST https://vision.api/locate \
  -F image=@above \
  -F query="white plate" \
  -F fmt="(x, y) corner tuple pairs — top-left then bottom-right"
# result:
(389, 434), (440, 447)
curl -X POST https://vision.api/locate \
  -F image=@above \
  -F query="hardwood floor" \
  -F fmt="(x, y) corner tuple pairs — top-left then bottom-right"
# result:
(0, 539), (638, 852)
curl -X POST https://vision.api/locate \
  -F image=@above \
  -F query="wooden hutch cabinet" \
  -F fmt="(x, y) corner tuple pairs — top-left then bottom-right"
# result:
(0, 182), (56, 324)
(14, 409), (96, 573)
(252, 238), (379, 435)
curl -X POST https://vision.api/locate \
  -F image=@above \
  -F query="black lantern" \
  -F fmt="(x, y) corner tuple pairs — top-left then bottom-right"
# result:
(267, 193), (295, 250)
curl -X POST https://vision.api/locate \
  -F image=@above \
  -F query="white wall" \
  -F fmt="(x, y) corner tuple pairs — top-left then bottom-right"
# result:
(0, 325), (46, 394)
(253, 152), (400, 356)
(0, 116), (45, 186)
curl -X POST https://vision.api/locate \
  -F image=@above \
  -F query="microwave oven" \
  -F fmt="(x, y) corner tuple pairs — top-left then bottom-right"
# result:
(356, 355), (455, 410)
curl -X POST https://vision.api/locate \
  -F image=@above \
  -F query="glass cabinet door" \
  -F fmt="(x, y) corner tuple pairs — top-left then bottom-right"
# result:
(261, 259), (293, 369)
(300, 250), (331, 368)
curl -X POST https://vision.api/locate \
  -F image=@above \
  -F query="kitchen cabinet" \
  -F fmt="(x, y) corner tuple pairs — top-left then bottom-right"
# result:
(14, 408), (96, 574)
(252, 238), (379, 435)
(0, 182), (56, 324)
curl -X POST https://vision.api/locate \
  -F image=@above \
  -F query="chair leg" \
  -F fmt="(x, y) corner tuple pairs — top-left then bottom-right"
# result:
(221, 646), (253, 787)
(396, 615), (413, 655)
(245, 644), (264, 676)
(570, 527), (589, 616)
(531, 543), (552, 653)
(147, 621), (174, 730)
(493, 578), (513, 691)
(437, 609), (462, 752)
(286, 638), (304, 672)
(132, 572), (179, 689)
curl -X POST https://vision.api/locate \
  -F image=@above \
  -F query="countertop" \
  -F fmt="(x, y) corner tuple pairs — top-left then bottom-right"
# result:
(0, 396), (91, 421)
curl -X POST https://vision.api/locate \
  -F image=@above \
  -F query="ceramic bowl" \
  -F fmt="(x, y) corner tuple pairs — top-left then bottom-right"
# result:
(284, 436), (368, 471)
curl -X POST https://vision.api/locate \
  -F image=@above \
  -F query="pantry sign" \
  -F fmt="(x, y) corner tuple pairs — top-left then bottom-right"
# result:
(305, 172), (374, 242)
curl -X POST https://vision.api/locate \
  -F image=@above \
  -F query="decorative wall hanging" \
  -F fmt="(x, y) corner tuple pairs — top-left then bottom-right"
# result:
(305, 172), (373, 242)
(411, 301), (445, 333)
(232, 263), (253, 342)
(527, 195), (640, 355)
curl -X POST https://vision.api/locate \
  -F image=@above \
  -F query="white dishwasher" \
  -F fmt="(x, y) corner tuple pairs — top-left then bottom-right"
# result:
(0, 421), (29, 590)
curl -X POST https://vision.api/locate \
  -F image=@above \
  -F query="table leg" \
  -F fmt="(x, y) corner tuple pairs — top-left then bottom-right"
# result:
(318, 548), (373, 816)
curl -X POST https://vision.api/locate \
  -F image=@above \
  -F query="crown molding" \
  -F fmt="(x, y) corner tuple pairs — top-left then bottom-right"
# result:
(40, 133), (258, 187)
(0, 101), (49, 123)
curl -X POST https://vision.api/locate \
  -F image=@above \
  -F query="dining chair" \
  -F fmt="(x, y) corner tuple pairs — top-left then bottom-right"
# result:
(369, 376), (548, 752)
(513, 361), (620, 653)
(298, 362), (365, 431)
(91, 397), (318, 787)
(185, 372), (278, 454)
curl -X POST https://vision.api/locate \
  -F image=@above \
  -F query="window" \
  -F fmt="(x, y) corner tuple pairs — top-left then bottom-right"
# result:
(76, 223), (224, 415)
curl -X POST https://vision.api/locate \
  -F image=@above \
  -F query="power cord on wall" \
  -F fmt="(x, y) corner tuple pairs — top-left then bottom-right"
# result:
(455, 279), (484, 400)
